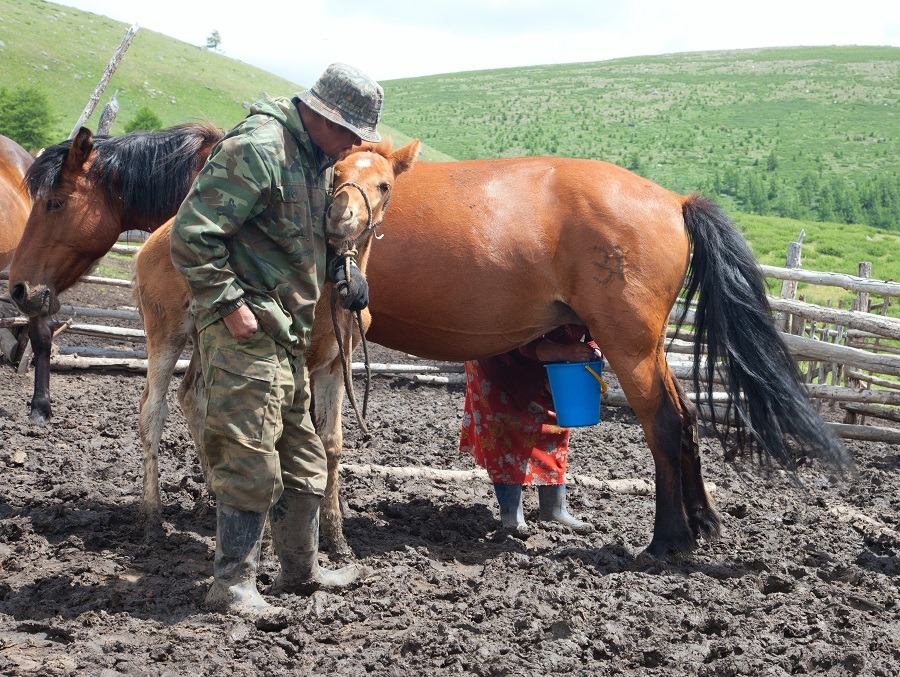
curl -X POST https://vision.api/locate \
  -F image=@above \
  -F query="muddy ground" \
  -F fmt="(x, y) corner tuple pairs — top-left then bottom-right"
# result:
(0, 280), (898, 676)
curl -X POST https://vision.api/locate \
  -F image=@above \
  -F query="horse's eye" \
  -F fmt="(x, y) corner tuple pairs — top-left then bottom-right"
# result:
(46, 199), (63, 212)
(379, 183), (390, 194)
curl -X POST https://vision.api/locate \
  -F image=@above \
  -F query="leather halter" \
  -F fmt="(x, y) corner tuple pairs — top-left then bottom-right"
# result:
(328, 180), (389, 254)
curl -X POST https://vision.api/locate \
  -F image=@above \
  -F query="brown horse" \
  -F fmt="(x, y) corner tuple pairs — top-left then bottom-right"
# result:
(8, 124), (223, 422)
(0, 134), (32, 271)
(133, 140), (420, 518)
(8, 127), (848, 558)
(323, 157), (850, 557)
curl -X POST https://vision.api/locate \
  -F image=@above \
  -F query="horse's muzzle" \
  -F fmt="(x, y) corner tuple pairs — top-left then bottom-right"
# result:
(9, 282), (59, 317)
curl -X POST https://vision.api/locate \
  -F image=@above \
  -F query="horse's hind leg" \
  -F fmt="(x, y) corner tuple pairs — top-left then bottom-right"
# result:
(672, 377), (721, 543)
(602, 339), (700, 557)
(176, 333), (211, 489)
(138, 327), (189, 520)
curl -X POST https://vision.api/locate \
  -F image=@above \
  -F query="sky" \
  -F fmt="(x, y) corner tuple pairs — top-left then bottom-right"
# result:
(59, 0), (900, 86)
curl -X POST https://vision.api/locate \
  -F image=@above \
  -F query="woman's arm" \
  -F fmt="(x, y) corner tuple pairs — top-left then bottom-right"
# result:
(534, 340), (601, 363)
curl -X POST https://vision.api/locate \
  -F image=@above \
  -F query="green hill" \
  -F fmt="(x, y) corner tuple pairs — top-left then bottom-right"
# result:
(0, 0), (451, 160)
(381, 47), (899, 229)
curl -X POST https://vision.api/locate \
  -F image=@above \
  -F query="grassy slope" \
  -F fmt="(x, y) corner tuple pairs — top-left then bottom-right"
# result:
(0, 0), (451, 160)
(735, 213), (900, 312)
(381, 46), (898, 195)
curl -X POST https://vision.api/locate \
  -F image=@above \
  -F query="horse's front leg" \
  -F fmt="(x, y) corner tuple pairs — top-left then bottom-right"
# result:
(312, 360), (351, 559)
(27, 316), (53, 424)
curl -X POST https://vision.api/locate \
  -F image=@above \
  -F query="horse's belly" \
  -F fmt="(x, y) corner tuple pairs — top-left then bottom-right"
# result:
(365, 271), (575, 361)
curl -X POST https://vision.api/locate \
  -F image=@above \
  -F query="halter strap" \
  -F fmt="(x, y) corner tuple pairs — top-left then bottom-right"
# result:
(330, 181), (388, 250)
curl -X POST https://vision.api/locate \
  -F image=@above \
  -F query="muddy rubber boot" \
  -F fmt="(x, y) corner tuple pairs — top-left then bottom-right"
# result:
(205, 503), (288, 622)
(538, 485), (593, 534)
(493, 483), (527, 531)
(268, 491), (362, 595)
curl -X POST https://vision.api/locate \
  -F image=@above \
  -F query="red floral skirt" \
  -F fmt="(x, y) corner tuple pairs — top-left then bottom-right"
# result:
(459, 360), (570, 485)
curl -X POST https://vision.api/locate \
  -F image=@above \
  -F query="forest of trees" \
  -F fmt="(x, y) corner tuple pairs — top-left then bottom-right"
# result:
(706, 163), (900, 232)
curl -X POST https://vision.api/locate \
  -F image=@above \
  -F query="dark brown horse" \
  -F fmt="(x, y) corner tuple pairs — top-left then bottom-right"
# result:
(8, 124), (223, 422)
(8, 129), (849, 558)
(0, 134), (32, 271)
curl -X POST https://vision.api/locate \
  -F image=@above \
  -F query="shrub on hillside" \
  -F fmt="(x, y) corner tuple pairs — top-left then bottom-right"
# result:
(124, 107), (163, 133)
(0, 86), (54, 151)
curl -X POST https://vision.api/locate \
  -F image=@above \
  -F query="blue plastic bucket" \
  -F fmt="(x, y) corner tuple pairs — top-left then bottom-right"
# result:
(544, 360), (605, 427)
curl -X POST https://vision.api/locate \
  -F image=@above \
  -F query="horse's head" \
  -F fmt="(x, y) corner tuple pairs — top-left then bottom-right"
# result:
(9, 127), (116, 317)
(9, 123), (222, 317)
(326, 139), (420, 258)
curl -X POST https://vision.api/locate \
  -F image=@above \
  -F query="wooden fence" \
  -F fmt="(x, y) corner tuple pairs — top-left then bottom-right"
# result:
(2, 238), (899, 443)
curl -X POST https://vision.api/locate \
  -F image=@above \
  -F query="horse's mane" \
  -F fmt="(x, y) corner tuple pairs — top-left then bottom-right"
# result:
(25, 123), (224, 223)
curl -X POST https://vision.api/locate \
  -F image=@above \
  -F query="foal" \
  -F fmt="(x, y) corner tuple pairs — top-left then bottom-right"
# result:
(133, 140), (420, 518)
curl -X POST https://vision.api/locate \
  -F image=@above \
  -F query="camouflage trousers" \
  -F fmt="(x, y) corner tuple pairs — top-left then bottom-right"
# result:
(198, 319), (326, 514)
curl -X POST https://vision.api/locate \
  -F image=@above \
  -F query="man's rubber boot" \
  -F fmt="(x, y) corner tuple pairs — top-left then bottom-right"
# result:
(268, 491), (362, 595)
(493, 483), (528, 532)
(538, 484), (593, 534)
(205, 503), (288, 622)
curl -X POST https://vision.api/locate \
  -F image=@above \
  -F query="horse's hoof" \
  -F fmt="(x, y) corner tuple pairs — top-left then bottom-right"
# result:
(689, 507), (723, 543)
(639, 533), (694, 564)
(636, 545), (667, 562)
(325, 539), (353, 562)
(27, 410), (49, 426)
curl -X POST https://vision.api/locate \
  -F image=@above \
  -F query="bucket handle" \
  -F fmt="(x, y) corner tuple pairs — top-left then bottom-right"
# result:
(583, 364), (607, 396)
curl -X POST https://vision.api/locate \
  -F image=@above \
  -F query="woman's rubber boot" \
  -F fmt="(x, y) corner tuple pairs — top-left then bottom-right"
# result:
(538, 485), (594, 534)
(493, 483), (528, 533)
(205, 503), (288, 622)
(268, 491), (363, 595)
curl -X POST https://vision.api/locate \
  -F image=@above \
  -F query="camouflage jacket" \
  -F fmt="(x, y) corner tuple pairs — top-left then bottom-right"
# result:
(170, 94), (335, 353)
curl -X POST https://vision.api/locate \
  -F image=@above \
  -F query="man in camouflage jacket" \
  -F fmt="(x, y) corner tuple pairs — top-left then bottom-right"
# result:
(170, 63), (382, 620)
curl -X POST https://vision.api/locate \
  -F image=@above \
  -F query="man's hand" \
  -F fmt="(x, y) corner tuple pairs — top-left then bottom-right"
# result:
(223, 303), (258, 341)
(334, 259), (369, 311)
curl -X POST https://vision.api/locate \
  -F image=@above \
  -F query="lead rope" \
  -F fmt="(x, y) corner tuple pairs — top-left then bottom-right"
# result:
(331, 277), (371, 439)
(329, 180), (378, 437)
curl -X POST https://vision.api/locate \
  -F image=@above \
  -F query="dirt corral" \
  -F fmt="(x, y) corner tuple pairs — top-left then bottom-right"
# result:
(1, 281), (898, 676)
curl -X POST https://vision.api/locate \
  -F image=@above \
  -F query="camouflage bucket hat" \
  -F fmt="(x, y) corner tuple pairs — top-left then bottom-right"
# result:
(298, 63), (383, 143)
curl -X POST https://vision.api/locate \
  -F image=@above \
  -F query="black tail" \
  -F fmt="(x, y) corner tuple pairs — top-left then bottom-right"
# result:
(678, 194), (850, 471)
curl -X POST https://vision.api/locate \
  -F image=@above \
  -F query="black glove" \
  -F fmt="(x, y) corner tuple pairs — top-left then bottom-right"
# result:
(334, 258), (369, 311)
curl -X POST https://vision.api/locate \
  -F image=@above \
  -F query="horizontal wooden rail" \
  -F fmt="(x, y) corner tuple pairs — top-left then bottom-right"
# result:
(840, 402), (900, 424)
(759, 265), (900, 296)
(58, 305), (142, 321)
(77, 275), (132, 288)
(781, 333), (900, 377)
(110, 244), (140, 255)
(767, 296), (900, 341)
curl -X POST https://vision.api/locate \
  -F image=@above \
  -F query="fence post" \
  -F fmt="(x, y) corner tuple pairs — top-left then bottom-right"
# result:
(844, 261), (873, 425)
(96, 90), (120, 136)
(69, 25), (139, 139)
(780, 231), (804, 332)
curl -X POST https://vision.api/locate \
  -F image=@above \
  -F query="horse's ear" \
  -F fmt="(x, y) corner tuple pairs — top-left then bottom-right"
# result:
(391, 140), (420, 176)
(66, 127), (94, 172)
